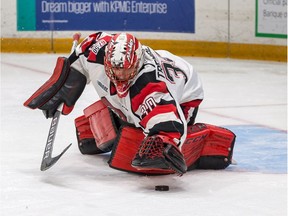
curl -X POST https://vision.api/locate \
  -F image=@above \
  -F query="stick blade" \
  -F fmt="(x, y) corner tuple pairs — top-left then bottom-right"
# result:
(40, 143), (72, 171)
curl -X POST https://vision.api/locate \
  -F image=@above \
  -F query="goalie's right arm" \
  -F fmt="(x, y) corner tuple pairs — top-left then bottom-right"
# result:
(24, 57), (87, 118)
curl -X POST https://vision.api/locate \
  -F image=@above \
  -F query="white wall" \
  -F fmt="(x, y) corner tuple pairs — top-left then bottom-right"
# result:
(1, 0), (286, 46)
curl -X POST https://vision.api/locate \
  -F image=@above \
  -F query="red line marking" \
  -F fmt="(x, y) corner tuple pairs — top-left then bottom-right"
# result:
(1, 61), (51, 75)
(200, 109), (287, 133)
(202, 104), (286, 109)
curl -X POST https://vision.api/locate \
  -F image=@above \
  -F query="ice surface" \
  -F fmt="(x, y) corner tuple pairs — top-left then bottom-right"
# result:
(1, 53), (287, 216)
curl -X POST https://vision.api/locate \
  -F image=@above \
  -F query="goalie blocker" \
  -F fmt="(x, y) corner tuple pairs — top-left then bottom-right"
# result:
(75, 100), (236, 175)
(24, 57), (87, 118)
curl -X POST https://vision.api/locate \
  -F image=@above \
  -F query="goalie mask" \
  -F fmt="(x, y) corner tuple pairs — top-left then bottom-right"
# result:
(104, 33), (143, 98)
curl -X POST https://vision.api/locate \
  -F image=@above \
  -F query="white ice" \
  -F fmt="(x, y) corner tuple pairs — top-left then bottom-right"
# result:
(0, 53), (287, 216)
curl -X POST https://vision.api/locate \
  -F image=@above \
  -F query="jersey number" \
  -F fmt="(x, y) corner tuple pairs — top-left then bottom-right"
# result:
(159, 61), (188, 84)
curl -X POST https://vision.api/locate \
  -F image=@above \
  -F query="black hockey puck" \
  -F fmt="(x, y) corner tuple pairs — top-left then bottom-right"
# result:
(155, 185), (169, 191)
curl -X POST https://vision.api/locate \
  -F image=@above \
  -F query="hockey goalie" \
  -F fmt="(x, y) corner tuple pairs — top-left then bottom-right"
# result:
(24, 32), (236, 176)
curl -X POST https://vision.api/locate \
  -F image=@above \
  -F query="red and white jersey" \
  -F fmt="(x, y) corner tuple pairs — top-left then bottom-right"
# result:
(71, 32), (204, 146)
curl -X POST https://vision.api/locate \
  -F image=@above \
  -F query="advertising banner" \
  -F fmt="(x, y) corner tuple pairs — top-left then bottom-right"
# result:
(17, 0), (195, 33)
(256, 0), (287, 38)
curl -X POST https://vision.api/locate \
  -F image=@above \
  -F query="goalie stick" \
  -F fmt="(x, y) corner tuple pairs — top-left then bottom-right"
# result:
(40, 32), (81, 171)
(40, 107), (71, 171)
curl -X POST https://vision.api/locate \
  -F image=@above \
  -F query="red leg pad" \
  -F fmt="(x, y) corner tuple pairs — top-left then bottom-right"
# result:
(109, 126), (174, 175)
(75, 114), (106, 155)
(201, 124), (235, 157)
(84, 100), (117, 152)
(181, 123), (236, 170)
(197, 124), (236, 169)
(75, 115), (94, 140)
(182, 123), (210, 168)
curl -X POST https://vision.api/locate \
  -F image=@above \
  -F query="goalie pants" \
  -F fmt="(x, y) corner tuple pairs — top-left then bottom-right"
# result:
(75, 100), (236, 174)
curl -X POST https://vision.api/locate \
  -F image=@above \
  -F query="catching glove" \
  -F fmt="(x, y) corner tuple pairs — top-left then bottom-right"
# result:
(131, 135), (187, 176)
